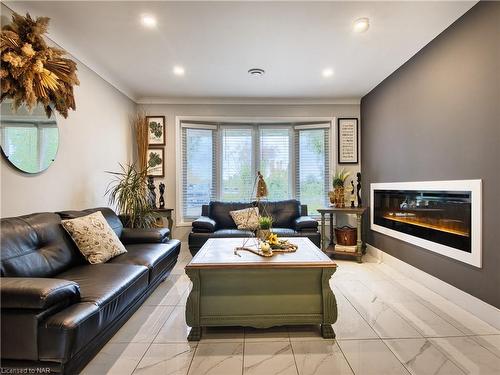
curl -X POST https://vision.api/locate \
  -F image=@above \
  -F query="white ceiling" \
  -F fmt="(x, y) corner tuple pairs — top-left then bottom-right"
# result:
(5, 1), (477, 102)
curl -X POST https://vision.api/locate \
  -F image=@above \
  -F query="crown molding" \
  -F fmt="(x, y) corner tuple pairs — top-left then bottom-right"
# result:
(70, 55), (137, 103)
(136, 97), (361, 106)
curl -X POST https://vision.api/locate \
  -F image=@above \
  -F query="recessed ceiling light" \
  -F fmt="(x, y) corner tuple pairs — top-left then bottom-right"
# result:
(322, 68), (334, 78)
(141, 14), (157, 28)
(173, 66), (185, 76)
(353, 17), (370, 33)
(248, 68), (265, 77)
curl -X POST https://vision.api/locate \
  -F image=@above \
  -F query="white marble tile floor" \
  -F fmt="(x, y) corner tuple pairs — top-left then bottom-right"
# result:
(81, 244), (500, 375)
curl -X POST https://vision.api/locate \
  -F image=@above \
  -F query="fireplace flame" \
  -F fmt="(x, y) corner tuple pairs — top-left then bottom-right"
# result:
(383, 214), (469, 237)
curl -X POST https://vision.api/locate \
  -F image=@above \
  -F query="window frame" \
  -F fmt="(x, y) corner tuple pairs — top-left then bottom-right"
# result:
(176, 116), (336, 226)
(294, 124), (331, 217)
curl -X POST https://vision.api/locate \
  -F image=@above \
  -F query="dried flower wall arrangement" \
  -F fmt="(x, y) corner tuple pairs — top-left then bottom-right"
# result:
(1, 12), (79, 118)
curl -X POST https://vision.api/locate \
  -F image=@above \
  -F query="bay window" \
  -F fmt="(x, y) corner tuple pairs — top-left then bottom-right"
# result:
(180, 121), (331, 221)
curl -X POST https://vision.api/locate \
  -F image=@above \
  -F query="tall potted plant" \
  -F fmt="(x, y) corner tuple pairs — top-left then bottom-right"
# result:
(105, 163), (156, 228)
(330, 169), (350, 207)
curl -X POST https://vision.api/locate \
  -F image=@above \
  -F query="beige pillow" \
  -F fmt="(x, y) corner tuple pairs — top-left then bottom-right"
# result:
(230, 207), (260, 230)
(61, 211), (127, 264)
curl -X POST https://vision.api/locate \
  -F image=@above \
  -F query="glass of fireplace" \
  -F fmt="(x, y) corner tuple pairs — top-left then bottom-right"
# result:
(373, 190), (471, 252)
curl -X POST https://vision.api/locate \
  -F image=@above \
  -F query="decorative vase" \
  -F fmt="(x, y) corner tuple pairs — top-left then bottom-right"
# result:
(334, 187), (345, 208)
(257, 229), (271, 241)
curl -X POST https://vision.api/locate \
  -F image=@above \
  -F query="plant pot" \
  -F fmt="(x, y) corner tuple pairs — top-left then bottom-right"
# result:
(257, 229), (271, 241)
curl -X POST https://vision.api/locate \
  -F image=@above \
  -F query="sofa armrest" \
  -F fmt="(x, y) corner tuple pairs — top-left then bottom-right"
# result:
(295, 216), (319, 231)
(1, 278), (80, 310)
(192, 216), (216, 233)
(121, 227), (170, 244)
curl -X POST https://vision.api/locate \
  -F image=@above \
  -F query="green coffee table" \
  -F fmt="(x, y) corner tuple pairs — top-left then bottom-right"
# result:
(185, 237), (338, 341)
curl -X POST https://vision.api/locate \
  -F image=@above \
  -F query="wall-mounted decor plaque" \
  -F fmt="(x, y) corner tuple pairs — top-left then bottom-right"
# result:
(338, 118), (358, 164)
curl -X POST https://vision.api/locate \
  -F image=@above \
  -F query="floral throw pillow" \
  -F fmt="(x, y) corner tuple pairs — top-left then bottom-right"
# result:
(230, 207), (260, 230)
(61, 211), (127, 264)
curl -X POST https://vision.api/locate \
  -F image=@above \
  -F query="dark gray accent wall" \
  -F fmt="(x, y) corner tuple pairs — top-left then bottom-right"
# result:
(361, 2), (500, 308)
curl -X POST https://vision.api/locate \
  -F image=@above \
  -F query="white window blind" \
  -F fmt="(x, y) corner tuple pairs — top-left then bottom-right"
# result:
(180, 121), (332, 221)
(295, 126), (330, 215)
(259, 128), (292, 200)
(182, 126), (217, 220)
(220, 127), (254, 201)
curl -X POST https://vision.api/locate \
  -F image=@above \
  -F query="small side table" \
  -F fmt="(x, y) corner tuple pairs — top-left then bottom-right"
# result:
(317, 207), (367, 263)
(153, 208), (174, 232)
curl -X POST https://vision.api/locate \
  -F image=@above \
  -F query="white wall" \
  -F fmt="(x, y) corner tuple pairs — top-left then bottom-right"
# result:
(0, 49), (136, 217)
(138, 103), (360, 242)
(0, 4), (136, 218)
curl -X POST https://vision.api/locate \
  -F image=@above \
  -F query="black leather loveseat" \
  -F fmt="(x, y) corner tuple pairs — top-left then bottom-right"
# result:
(188, 199), (320, 255)
(0, 207), (181, 374)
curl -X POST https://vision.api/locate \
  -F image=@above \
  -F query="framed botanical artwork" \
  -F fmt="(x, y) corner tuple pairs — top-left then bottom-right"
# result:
(338, 118), (359, 164)
(146, 116), (165, 145)
(147, 147), (164, 177)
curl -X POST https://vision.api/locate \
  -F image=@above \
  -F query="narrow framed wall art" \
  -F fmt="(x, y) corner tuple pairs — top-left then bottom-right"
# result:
(338, 118), (359, 164)
(146, 116), (166, 146)
(147, 147), (165, 177)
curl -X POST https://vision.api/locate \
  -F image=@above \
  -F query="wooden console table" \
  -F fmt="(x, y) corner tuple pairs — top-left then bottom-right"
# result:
(153, 208), (174, 232)
(317, 207), (367, 263)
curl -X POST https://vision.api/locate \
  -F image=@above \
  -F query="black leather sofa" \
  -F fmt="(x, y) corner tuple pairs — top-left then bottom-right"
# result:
(0, 207), (181, 374)
(188, 200), (320, 255)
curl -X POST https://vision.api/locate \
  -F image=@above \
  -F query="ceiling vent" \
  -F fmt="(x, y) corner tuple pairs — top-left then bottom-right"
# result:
(248, 68), (265, 77)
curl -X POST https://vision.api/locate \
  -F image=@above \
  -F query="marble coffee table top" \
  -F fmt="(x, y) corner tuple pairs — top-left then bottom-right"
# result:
(186, 237), (336, 269)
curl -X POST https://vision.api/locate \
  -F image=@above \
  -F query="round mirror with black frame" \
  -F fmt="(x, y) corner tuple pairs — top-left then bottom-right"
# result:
(0, 100), (59, 174)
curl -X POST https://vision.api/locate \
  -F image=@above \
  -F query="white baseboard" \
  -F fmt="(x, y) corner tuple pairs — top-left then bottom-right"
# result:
(366, 244), (500, 331)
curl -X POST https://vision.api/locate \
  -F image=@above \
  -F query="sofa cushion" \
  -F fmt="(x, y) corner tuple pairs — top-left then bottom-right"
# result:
(1, 213), (84, 277)
(230, 207), (260, 230)
(61, 211), (127, 264)
(209, 201), (254, 229)
(258, 200), (300, 228)
(110, 240), (181, 283)
(56, 263), (148, 307)
(213, 229), (255, 238)
(270, 228), (297, 236)
(58, 207), (124, 238)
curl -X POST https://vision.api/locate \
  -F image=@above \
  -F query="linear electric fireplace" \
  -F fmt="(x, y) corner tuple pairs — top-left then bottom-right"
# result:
(370, 180), (482, 268)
